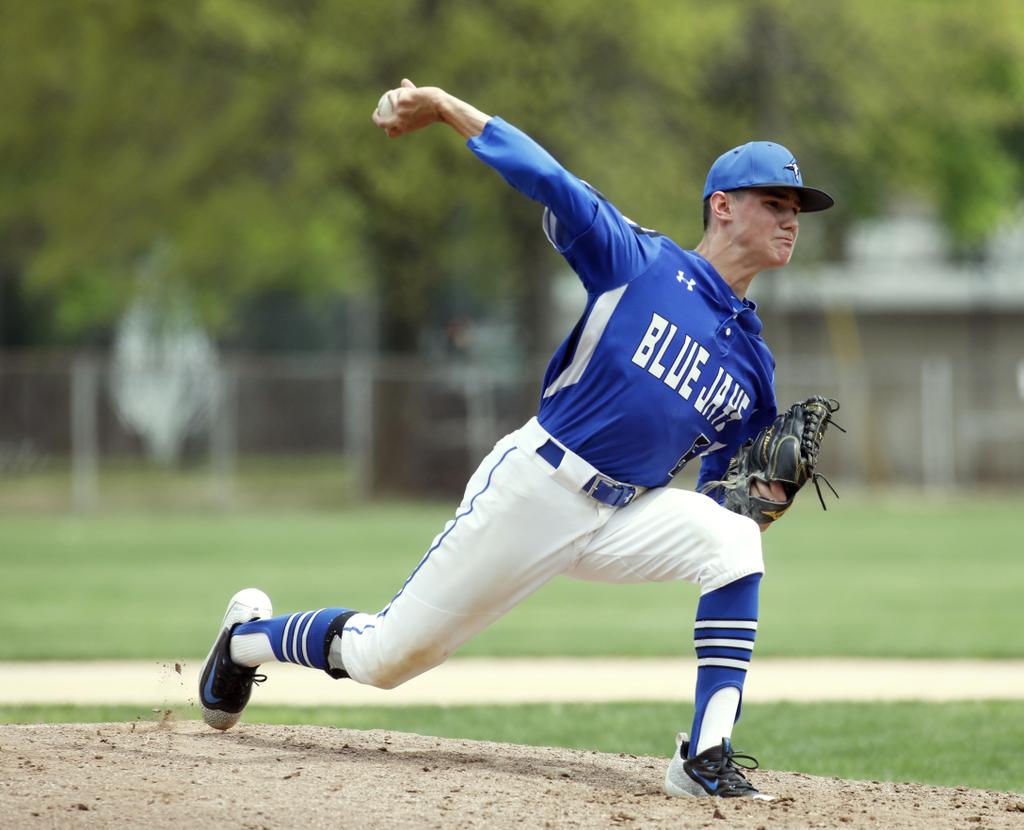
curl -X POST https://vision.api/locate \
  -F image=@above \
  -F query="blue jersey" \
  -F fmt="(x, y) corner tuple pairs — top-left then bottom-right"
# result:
(469, 118), (778, 490)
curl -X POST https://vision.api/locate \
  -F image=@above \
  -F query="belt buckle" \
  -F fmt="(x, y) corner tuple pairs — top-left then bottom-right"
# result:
(584, 475), (610, 498)
(586, 474), (635, 507)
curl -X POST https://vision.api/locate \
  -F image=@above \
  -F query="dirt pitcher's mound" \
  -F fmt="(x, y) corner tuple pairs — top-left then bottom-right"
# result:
(1, 722), (1021, 829)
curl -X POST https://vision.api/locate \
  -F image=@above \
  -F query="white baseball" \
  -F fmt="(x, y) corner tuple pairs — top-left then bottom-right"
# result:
(376, 91), (395, 119)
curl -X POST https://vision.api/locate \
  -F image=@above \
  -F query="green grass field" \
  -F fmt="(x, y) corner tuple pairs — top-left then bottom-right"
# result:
(2, 494), (1021, 660)
(0, 455), (351, 513)
(3, 701), (1022, 793)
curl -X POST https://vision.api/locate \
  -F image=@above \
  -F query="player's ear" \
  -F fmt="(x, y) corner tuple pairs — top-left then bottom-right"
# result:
(708, 191), (733, 225)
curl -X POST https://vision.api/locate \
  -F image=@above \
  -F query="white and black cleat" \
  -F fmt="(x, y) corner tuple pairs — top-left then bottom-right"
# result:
(664, 733), (774, 801)
(199, 588), (273, 731)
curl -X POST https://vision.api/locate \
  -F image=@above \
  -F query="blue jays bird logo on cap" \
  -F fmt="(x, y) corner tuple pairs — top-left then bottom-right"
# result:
(783, 160), (801, 183)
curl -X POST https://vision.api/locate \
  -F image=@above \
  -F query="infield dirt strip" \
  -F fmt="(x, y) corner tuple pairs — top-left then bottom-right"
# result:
(2, 658), (1023, 706)
(2, 722), (1023, 830)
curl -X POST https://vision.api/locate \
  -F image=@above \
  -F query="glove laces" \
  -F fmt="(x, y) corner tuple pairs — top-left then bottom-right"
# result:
(804, 397), (844, 509)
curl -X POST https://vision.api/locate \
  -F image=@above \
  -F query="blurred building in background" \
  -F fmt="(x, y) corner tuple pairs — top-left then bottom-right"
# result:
(756, 209), (1024, 490)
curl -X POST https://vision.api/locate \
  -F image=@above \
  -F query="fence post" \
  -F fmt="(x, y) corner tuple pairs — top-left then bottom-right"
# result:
(344, 353), (374, 501)
(70, 354), (99, 511)
(208, 362), (237, 507)
(921, 357), (955, 491)
(464, 366), (497, 465)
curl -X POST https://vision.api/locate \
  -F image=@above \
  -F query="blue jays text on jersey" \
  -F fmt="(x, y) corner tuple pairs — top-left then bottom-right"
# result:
(468, 118), (779, 491)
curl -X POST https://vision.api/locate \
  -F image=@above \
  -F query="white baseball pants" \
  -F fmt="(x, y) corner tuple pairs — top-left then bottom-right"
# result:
(336, 418), (764, 689)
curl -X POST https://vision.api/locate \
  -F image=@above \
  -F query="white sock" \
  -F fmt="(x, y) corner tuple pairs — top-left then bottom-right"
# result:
(229, 632), (276, 667)
(696, 686), (741, 754)
(328, 634), (346, 673)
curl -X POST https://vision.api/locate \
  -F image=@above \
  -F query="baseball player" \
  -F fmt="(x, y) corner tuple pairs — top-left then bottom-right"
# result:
(199, 79), (835, 801)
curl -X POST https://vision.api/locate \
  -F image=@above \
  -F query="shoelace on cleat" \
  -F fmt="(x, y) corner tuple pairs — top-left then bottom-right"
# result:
(212, 657), (267, 699)
(690, 743), (762, 796)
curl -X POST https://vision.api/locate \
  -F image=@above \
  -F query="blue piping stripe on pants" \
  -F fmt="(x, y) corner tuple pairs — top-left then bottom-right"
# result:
(344, 445), (518, 635)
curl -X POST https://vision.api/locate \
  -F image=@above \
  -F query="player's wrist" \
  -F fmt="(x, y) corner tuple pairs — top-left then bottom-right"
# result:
(436, 91), (490, 139)
(434, 90), (455, 125)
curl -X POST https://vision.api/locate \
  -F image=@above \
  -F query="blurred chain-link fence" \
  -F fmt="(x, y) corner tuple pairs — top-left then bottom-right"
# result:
(1, 345), (1021, 512)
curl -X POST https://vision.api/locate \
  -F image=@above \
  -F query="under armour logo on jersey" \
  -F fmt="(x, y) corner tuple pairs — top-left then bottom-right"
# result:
(784, 160), (801, 182)
(676, 271), (696, 291)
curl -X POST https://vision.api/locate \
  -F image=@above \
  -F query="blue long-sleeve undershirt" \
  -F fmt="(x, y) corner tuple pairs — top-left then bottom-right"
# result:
(467, 117), (599, 243)
(467, 117), (659, 295)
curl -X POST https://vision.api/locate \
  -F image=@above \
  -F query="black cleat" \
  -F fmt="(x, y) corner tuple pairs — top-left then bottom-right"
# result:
(664, 734), (773, 800)
(199, 588), (272, 731)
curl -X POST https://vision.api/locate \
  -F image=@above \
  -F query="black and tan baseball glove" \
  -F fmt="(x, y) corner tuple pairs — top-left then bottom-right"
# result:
(704, 396), (843, 526)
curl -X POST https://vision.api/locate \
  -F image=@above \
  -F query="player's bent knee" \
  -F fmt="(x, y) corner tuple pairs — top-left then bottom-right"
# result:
(701, 511), (765, 590)
(728, 513), (765, 570)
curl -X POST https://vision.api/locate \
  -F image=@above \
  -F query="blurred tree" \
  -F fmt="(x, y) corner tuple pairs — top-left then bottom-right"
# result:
(1, 0), (1021, 350)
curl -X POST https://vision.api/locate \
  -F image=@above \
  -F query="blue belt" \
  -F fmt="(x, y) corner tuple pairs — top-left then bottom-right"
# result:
(536, 439), (638, 508)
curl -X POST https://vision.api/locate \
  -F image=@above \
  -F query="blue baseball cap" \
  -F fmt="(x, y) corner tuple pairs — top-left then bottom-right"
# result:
(703, 141), (834, 212)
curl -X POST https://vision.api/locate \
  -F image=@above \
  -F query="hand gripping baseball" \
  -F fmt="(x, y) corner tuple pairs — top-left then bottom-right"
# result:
(372, 79), (445, 138)
(372, 80), (491, 140)
(705, 396), (844, 527)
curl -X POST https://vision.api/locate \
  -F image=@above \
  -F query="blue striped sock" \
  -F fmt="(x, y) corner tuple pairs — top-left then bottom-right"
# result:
(235, 608), (351, 671)
(689, 573), (761, 756)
